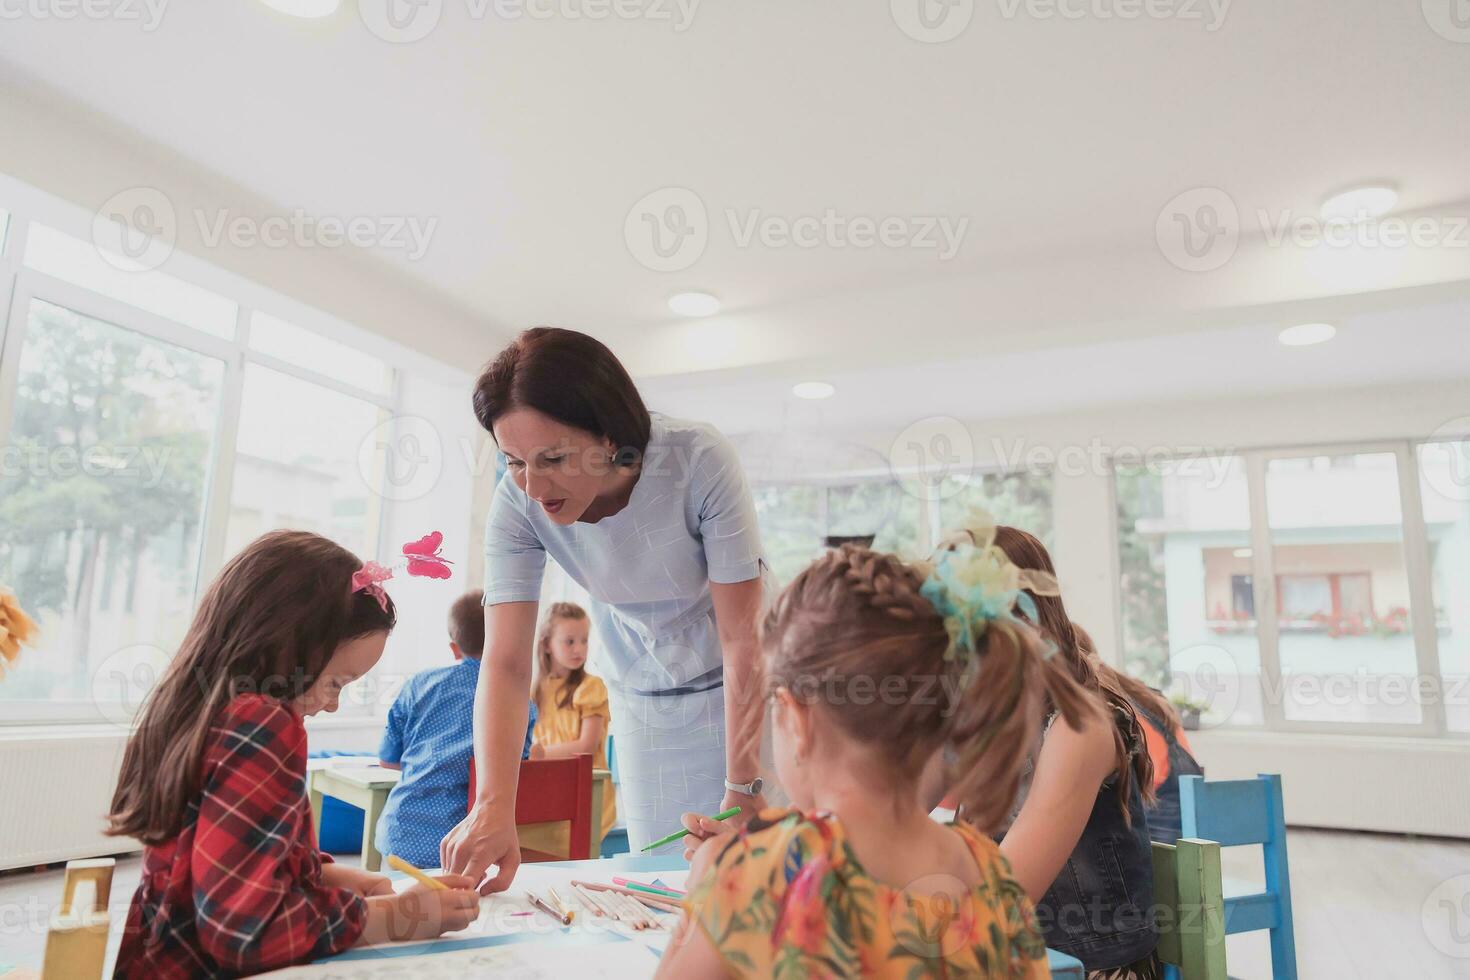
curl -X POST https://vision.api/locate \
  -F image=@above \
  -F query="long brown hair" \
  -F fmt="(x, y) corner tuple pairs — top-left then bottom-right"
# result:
(473, 328), (651, 466)
(107, 531), (396, 844)
(535, 601), (590, 710)
(992, 526), (1158, 813)
(761, 544), (1103, 833)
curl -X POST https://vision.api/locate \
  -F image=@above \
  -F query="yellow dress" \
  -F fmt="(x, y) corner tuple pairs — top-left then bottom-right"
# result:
(533, 673), (616, 840)
(687, 808), (1052, 979)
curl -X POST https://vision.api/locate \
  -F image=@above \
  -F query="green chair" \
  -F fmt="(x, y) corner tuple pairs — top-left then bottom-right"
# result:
(1152, 838), (1228, 980)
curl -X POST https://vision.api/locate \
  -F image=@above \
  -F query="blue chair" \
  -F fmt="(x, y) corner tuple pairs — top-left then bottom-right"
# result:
(600, 734), (630, 857)
(1179, 773), (1297, 980)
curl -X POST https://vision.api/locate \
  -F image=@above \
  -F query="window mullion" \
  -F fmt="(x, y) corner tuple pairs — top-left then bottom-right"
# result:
(1399, 440), (1446, 736)
(196, 306), (250, 584)
(0, 275), (39, 450)
(1247, 451), (1286, 731)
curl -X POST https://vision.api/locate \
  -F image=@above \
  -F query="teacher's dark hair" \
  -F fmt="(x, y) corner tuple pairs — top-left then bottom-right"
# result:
(473, 327), (651, 464)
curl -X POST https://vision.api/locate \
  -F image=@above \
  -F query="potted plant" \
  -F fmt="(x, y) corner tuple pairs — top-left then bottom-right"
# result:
(1170, 693), (1209, 731)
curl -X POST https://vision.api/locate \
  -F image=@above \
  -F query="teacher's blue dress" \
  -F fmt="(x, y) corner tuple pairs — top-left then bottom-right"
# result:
(483, 412), (767, 849)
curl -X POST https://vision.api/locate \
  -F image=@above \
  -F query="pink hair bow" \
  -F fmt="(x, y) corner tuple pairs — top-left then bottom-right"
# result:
(351, 561), (395, 613)
(350, 532), (455, 611)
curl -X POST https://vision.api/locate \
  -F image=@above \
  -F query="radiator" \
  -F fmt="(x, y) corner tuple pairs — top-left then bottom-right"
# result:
(0, 718), (383, 871)
(0, 729), (138, 871)
(1191, 730), (1470, 838)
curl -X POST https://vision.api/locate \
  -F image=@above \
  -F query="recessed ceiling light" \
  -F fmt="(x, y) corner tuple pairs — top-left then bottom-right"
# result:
(1233, 548), (1254, 559)
(1320, 185), (1398, 223)
(668, 291), (721, 317)
(792, 382), (835, 400)
(258, 0), (340, 17)
(1279, 322), (1337, 347)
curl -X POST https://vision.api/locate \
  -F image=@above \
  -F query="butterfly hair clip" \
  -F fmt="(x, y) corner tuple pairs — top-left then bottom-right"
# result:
(351, 531), (455, 611)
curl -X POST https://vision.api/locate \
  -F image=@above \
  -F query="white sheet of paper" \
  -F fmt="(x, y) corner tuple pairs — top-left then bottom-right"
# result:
(372, 864), (684, 952)
(258, 866), (688, 976)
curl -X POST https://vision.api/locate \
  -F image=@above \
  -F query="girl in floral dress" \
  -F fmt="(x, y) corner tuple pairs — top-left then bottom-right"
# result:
(657, 527), (1106, 979)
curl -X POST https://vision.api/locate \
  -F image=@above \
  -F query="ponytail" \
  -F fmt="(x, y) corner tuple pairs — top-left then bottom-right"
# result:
(946, 620), (1104, 833)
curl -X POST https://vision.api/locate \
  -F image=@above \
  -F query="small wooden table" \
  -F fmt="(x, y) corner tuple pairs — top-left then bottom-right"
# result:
(307, 767), (400, 872)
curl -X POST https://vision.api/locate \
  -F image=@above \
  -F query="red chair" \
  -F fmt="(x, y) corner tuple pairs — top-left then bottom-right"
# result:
(469, 754), (594, 862)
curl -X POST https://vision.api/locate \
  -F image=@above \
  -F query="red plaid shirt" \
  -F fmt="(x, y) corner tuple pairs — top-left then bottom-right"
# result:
(114, 695), (366, 978)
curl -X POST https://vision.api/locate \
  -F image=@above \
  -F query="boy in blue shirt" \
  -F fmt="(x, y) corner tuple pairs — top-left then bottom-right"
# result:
(376, 588), (536, 868)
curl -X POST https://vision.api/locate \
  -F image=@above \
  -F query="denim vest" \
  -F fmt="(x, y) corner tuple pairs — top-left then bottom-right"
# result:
(1137, 705), (1205, 845)
(1031, 770), (1159, 970)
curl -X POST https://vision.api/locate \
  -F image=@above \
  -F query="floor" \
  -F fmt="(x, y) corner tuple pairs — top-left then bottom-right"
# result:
(2, 828), (1468, 978)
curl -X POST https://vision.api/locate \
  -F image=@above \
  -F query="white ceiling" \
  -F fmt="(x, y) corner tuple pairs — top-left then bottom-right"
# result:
(3, 0), (1469, 424)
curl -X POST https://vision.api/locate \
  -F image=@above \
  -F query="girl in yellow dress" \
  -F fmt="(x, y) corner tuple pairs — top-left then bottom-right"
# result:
(658, 528), (1105, 979)
(529, 601), (616, 841)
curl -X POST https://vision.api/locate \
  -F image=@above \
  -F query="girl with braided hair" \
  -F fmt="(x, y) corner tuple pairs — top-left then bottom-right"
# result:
(656, 532), (1105, 979)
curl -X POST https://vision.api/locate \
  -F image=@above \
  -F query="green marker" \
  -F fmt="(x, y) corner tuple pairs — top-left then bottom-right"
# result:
(640, 806), (742, 852)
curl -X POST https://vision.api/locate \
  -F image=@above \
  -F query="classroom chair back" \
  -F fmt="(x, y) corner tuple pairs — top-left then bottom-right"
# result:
(470, 753), (595, 861)
(1151, 839), (1227, 980)
(41, 858), (114, 980)
(1180, 773), (1298, 980)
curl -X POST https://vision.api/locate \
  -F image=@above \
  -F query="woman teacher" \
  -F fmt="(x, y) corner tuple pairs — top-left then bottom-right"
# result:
(441, 327), (769, 891)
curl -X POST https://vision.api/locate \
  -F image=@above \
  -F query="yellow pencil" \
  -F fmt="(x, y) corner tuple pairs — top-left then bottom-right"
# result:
(386, 854), (448, 891)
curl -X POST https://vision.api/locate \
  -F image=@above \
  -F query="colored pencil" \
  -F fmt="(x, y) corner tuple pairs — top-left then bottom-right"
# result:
(640, 806), (742, 852)
(613, 877), (685, 899)
(385, 855), (448, 891)
(572, 880), (680, 915)
(525, 889), (572, 925)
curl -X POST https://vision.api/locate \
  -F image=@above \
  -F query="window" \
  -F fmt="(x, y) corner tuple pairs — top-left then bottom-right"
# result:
(752, 471), (1056, 587)
(827, 479), (922, 558)
(227, 364), (386, 562)
(1265, 453), (1417, 725)
(1419, 439), (1470, 733)
(0, 300), (223, 712)
(1117, 445), (1466, 735)
(23, 224), (238, 340)
(0, 176), (423, 726)
(751, 483), (824, 585)
(1114, 456), (1261, 726)
(936, 470), (1056, 547)
(248, 311), (392, 395)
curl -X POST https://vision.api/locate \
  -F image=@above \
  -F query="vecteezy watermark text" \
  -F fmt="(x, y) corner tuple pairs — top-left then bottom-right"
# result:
(624, 187), (970, 272)
(93, 186), (438, 273)
(1, 443), (173, 487)
(1156, 187), (1470, 272)
(0, 0), (168, 30)
(357, 0), (700, 43)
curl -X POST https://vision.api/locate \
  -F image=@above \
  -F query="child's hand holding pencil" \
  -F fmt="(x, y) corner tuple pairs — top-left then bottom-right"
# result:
(674, 807), (742, 864)
(355, 856), (480, 946)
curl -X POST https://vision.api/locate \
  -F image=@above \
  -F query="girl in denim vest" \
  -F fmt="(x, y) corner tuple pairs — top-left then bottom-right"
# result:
(991, 527), (1165, 980)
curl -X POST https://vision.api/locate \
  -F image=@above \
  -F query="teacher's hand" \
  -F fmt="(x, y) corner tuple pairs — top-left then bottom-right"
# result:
(440, 803), (519, 896)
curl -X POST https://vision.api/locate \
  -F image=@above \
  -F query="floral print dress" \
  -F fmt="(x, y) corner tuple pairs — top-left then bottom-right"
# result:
(686, 808), (1052, 979)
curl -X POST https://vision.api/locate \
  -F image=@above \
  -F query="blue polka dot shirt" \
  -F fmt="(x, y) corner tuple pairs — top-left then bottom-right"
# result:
(375, 657), (536, 868)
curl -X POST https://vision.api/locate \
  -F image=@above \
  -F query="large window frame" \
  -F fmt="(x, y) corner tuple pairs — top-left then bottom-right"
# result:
(751, 464), (1058, 577)
(1114, 441), (1454, 740)
(0, 178), (404, 726)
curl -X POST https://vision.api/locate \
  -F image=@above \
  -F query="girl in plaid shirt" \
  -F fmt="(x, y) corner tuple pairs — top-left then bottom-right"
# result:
(106, 531), (479, 978)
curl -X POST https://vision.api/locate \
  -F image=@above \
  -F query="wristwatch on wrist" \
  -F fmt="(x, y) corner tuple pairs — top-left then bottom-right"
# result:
(724, 776), (764, 797)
